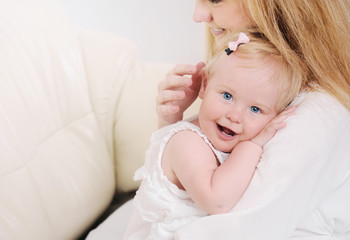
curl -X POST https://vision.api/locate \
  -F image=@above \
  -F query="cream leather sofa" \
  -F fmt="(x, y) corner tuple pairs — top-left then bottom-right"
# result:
(0, 1), (199, 239)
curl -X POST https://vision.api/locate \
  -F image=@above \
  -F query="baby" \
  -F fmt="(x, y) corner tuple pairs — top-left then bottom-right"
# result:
(124, 30), (299, 240)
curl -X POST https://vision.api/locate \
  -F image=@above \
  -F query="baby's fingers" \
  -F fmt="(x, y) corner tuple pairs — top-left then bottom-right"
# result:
(252, 106), (297, 146)
(281, 105), (297, 116)
(274, 105), (297, 122)
(270, 105), (297, 129)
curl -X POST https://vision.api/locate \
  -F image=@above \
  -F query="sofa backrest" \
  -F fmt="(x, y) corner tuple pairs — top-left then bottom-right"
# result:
(0, 1), (115, 239)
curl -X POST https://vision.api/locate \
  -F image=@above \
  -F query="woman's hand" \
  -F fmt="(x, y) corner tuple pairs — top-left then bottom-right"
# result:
(251, 106), (297, 147)
(157, 62), (205, 128)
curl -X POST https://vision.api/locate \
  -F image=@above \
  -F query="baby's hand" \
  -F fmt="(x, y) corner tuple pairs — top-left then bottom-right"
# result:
(157, 62), (205, 128)
(251, 106), (297, 147)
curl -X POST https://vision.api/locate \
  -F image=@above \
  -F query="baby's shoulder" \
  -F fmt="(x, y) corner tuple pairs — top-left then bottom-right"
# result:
(163, 128), (217, 171)
(168, 129), (207, 148)
(164, 129), (212, 159)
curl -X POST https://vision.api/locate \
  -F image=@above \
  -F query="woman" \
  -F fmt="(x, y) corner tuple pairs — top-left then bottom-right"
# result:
(157, 0), (350, 239)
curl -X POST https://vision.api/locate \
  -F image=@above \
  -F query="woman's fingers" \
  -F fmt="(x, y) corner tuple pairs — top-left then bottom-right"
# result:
(158, 75), (192, 92)
(189, 62), (206, 92)
(157, 90), (186, 105)
(157, 103), (180, 116)
(166, 63), (197, 77)
(156, 62), (206, 128)
(158, 64), (196, 91)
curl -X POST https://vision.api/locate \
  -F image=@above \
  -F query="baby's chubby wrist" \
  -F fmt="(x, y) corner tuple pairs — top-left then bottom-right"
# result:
(249, 138), (264, 148)
(238, 140), (264, 154)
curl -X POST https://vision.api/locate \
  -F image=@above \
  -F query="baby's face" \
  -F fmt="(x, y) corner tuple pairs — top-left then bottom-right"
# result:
(198, 54), (282, 153)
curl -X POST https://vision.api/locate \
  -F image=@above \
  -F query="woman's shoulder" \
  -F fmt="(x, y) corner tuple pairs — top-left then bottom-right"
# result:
(292, 91), (350, 123)
(294, 91), (349, 114)
(279, 91), (350, 144)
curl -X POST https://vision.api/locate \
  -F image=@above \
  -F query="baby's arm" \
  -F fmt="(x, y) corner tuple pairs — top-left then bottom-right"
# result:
(164, 107), (296, 215)
(164, 131), (261, 215)
(206, 106), (297, 212)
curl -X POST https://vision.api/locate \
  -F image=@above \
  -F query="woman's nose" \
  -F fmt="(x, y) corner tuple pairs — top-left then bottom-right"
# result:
(193, 0), (212, 23)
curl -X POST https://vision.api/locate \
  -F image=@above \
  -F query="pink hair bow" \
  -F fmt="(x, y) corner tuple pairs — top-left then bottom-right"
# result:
(225, 32), (250, 55)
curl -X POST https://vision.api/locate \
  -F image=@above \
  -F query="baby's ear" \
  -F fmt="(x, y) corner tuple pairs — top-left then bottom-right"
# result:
(199, 71), (208, 99)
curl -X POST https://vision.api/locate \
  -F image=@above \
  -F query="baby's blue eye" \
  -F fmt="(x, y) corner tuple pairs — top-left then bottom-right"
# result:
(250, 106), (260, 113)
(222, 92), (232, 101)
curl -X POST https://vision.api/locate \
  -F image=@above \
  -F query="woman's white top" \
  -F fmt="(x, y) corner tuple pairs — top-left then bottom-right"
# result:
(174, 91), (350, 239)
(123, 120), (229, 240)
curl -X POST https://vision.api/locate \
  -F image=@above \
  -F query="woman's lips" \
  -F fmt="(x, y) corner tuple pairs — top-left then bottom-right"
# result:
(211, 28), (225, 36)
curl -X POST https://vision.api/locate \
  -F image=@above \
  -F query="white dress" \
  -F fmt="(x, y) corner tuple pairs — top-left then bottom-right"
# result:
(123, 119), (229, 240)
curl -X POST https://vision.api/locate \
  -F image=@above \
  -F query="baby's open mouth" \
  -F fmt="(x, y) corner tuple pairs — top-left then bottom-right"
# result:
(218, 124), (235, 137)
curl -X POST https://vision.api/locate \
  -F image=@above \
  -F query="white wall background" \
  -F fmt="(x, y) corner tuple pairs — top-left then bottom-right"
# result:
(58, 0), (205, 64)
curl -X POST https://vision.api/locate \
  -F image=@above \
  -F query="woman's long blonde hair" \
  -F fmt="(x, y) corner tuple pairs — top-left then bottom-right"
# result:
(206, 0), (350, 111)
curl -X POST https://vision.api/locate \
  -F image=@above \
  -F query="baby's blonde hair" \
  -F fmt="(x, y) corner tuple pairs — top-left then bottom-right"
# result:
(205, 0), (350, 111)
(204, 29), (300, 112)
